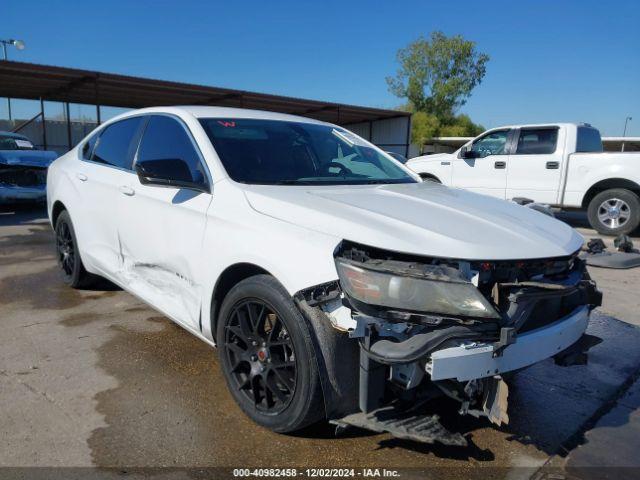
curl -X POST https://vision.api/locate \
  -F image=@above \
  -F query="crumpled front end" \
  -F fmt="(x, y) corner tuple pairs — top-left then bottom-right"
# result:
(0, 163), (48, 204)
(296, 240), (602, 442)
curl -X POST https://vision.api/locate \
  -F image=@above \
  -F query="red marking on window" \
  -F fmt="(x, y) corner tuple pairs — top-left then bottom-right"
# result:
(217, 120), (236, 127)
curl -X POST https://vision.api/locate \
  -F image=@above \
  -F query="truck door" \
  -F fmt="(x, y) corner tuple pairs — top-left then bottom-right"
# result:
(506, 127), (563, 205)
(452, 129), (511, 199)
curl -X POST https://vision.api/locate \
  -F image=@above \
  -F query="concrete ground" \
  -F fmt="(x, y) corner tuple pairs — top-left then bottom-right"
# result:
(1, 205), (639, 479)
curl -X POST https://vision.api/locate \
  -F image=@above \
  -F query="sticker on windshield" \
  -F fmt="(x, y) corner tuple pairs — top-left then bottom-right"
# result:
(15, 139), (34, 149)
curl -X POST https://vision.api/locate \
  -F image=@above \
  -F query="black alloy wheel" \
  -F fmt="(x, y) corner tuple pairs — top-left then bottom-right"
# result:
(56, 218), (75, 280)
(54, 210), (95, 288)
(216, 274), (324, 432)
(223, 299), (296, 415)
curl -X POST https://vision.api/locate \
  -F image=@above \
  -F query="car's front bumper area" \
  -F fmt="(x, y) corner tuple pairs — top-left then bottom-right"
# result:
(428, 304), (589, 381)
(0, 184), (47, 203)
(300, 242), (604, 436)
(0, 163), (48, 204)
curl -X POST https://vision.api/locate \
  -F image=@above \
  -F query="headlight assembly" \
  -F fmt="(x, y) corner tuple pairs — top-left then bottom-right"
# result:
(335, 259), (500, 319)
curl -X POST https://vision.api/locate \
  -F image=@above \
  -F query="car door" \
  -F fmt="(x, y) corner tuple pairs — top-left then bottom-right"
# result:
(451, 129), (512, 199)
(506, 127), (563, 205)
(72, 116), (145, 276)
(116, 114), (212, 331)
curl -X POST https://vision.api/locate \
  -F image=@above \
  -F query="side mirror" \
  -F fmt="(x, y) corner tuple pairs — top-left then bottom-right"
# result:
(135, 158), (209, 193)
(459, 146), (480, 159)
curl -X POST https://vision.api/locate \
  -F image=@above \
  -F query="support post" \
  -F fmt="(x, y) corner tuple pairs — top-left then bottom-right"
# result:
(404, 115), (412, 157)
(94, 74), (101, 125)
(40, 98), (47, 150)
(65, 102), (72, 151)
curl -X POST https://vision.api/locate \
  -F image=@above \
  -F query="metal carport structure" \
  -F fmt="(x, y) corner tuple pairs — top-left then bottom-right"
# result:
(0, 60), (411, 155)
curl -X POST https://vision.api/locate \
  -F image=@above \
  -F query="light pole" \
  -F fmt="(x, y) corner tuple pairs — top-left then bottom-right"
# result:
(622, 116), (632, 152)
(1, 38), (26, 123)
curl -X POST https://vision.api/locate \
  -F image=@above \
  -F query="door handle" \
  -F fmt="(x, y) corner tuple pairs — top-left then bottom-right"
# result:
(119, 185), (135, 196)
(494, 161), (506, 169)
(546, 161), (560, 169)
(76, 173), (88, 182)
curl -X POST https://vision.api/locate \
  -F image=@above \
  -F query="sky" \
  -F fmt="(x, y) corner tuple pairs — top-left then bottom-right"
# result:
(3, 0), (640, 136)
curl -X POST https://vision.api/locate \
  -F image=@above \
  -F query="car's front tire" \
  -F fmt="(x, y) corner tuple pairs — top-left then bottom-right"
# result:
(587, 188), (640, 236)
(216, 274), (325, 433)
(54, 210), (96, 288)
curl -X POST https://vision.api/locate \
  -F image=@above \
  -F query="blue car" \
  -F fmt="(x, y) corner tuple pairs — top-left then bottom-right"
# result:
(0, 131), (58, 204)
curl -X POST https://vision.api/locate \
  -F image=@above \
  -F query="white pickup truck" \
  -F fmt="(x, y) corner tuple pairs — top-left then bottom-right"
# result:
(407, 123), (640, 235)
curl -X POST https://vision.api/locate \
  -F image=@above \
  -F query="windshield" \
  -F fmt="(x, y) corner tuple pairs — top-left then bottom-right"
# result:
(0, 135), (34, 150)
(199, 118), (416, 185)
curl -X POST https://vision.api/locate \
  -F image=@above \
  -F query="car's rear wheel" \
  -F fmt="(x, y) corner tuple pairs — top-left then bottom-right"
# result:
(217, 274), (324, 432)
(587, 188), (640, 236)
(55, 210), (95, 288)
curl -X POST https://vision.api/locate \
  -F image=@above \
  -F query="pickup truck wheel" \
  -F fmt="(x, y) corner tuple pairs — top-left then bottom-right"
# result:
(217, 274), (324, 433)
(587, 188), (640, 236)
(419, 174), (441, 183)
(54, 210), (96, 288)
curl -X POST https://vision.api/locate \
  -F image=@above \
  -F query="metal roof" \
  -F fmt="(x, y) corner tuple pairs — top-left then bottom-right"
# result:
(0, 60), (409, 125)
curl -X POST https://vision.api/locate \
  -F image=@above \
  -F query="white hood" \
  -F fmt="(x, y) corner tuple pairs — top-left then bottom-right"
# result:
(243, 182), (583, 260)
(407, 152), (454, 165)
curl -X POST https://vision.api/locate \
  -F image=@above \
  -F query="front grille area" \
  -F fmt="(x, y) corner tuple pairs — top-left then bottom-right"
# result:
(0, 166), (47, 187)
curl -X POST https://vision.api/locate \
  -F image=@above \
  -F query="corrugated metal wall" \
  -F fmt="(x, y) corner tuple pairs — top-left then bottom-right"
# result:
(0, 119), (98, 155)
(1, 114), (412, 158)
(345, 116), (411, 156)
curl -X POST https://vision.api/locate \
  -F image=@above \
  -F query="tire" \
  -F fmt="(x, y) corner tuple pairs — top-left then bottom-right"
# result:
(587, 188), (640, 236)
(420, 174), (441, 183)
(216, 274), (324, 432)
(54, 210), (96, 288)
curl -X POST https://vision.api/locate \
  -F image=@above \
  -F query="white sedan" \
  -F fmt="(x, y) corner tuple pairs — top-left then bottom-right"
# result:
(47, 107), (601, 439)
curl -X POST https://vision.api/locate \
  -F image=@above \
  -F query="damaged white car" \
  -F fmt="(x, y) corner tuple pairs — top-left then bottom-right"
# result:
(47, 107), (601, 444)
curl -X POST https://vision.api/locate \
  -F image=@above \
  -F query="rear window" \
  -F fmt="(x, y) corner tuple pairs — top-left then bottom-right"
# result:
(576, 127), (603, 153)
(0, 135), (34, 150)
(515, 128), (558, 154)
(82, 133), (99, 160)
(91, 117), (145, 169)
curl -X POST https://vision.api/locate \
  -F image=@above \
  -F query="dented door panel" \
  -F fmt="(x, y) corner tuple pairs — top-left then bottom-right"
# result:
(115, 184), (212, 330)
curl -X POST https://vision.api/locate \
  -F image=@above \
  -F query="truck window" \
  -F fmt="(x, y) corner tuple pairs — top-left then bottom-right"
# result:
(576, 127), (603, 153)
(470, 130), (509, 157)
(515, 128), (558, 154)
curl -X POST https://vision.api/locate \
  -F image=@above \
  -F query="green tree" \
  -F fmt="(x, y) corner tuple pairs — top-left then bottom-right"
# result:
(411, 111), (440, 146)
(439, 114), (485, 137)
(387, 32), (489, 120)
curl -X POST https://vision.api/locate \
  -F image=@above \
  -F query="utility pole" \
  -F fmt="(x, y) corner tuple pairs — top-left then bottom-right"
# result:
(1, 38), (26, 124)
(622, 116), (632, 152)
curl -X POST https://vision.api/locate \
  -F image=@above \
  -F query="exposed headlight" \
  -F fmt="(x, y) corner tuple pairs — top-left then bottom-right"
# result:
(335, 259), (500, 319)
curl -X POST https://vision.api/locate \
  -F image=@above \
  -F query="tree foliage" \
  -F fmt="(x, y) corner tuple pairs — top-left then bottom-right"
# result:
(387, 31), (489, 120)
(410, 111), (484, 147)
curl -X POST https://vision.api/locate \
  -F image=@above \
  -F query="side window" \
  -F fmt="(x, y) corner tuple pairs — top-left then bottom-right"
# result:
(81, 132), (98, 160)
(576, 127), (603, 153)
(136, 115), (207, 185)
(91, 117), (144, 170)
(470, 130), (509, 157)
(516, 128), (558, 154)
